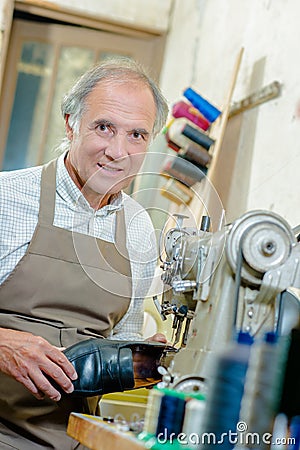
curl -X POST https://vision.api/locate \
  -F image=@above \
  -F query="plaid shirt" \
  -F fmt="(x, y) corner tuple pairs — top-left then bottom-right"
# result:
(0, 153), (158, 339)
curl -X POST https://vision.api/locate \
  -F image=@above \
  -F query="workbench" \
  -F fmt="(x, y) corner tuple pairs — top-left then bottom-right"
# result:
(67, 413), (146, 450)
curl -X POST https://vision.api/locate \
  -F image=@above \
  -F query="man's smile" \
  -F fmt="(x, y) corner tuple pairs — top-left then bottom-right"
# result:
(97, 162), (123, 173)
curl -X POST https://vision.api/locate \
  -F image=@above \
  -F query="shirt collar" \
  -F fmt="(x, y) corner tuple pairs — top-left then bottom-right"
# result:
(55, 152), (124, 215)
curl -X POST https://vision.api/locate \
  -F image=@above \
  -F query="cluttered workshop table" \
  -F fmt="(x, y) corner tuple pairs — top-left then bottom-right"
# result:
(67, 412), (146, 450)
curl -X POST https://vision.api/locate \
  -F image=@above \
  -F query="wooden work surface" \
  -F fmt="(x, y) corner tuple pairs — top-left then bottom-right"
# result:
(67, 413), (145, 450)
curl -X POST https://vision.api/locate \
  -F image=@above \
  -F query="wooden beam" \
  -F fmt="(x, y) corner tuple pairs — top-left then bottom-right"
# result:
(15, 0), (165, 38)
(229, 81), (281, 117)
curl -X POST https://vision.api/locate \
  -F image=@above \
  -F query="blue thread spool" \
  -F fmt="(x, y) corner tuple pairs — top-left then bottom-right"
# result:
(280, 328), (300, 419)
(182, 123), (214, 151)
(155, 390), (186, 440)
(288, 416), (300, 450)
(168, 118), (215, 151)
(184, 87), (221, 123)
(201, 331), (254, 450)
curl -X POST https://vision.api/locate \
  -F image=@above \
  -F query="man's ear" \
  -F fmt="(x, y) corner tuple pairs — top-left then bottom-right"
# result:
(65, 114), (73, 140)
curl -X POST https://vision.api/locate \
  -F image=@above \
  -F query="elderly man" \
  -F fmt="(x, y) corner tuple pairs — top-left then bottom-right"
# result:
(0, 57), (168, 449)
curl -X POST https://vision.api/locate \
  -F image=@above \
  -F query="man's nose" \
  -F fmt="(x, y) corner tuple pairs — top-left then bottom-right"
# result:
(104, 133), (129, 160)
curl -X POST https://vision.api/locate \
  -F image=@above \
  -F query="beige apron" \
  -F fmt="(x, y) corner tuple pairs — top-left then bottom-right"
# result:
(0, 159), (132, 449)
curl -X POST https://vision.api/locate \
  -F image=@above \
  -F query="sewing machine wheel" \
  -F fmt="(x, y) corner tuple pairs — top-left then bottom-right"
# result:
(226, 210), (295, 287)
(172, 375), (206, 395)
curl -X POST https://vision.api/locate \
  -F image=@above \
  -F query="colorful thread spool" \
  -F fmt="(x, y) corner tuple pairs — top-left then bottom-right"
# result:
(172, 100), (210, 131)
(167, 118), (214, 151)
(182, 122), (215, 150)
(201, 332), (254, 450)
(183, 87), (221, 123)
(166, 138), (181, 152)
(155, 389), (186, 440)
(287, 416), (300, 450)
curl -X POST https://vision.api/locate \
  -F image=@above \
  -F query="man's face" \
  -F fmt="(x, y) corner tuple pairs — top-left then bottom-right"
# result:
(66, 79), (156, 203)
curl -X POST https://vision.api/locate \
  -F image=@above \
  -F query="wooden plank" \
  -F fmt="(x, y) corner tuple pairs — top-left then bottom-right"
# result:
(67, 413), (145, 450)
(229, 80), (281, 117)
(207, 47), (244, 179)
(190, 47), (244, 227)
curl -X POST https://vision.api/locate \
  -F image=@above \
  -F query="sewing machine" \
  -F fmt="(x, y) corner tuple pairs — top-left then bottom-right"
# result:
(156, 209), (300, 392)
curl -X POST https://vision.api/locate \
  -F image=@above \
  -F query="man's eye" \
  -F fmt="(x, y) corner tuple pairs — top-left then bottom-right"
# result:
(132, 131), (145, 140)
(98, 124), (109, 132)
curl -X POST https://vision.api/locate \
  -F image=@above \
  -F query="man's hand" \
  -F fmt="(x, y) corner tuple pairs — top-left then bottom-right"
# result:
(132, 338), (173, 389)
(145, 333), (167, 343)
(0, 328), (77, 402)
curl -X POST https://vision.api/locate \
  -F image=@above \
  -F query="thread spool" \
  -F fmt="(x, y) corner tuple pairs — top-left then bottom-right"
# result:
(201, 332), (254, 450)
(280, 328), (300, 419)
(162, 155), (206, 187)
(155, 389), (186, 440)
(166, 132), (212, 167)
(166, 138), (181, 152)
(172, 100), (210, 131)
(143, 387), (164, 436)
(160, 177), (193, 206)
(167, 118), (215, 151)
(179, 144), (212, 167)
(179, 153), (209, 174)
(270, 414), (288, 450)
(239, 332), (289, 450)
(182, 398), (206, 447)
(287, 416), (300, 450)
(183, 87), (221, 123)
(182, 123), (214, 150)
(240, 332), (287, 450)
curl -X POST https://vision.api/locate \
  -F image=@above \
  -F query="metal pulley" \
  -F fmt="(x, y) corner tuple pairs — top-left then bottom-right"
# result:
(226, 210), (296, 286)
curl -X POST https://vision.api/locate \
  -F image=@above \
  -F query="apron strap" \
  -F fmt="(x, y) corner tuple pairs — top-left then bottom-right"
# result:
(115, 206), (128, 257)
(38, 158), (57, 226)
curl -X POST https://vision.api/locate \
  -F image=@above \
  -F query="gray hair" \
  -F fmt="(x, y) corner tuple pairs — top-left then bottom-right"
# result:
(59, 57), (168, 152)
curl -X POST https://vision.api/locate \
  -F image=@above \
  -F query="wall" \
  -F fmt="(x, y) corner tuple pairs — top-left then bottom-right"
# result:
(159, 0), (300, 228)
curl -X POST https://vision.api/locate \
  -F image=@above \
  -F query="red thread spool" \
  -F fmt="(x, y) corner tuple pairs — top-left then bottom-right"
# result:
(172, 101), (210, 131)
